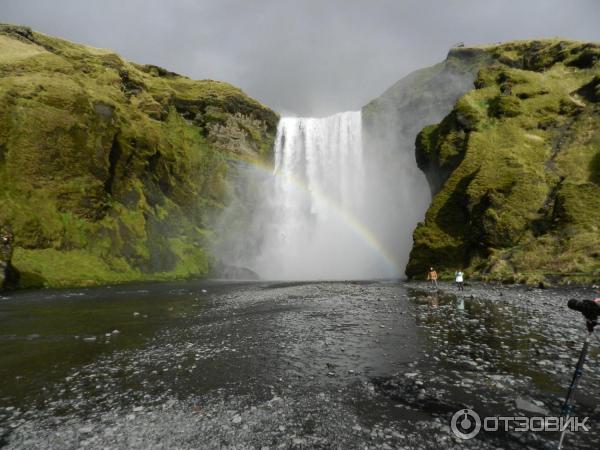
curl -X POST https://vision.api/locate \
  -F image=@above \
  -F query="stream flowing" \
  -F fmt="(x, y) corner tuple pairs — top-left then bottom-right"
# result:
(1, 281), (598, 449)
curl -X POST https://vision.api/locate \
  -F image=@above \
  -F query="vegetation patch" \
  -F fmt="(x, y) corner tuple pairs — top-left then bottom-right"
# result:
(407, 39), (600, 284)
(0, 24), (277, 289)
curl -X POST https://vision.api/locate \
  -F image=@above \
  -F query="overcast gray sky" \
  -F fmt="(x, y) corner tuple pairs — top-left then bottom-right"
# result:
(2, 0), (600, 115)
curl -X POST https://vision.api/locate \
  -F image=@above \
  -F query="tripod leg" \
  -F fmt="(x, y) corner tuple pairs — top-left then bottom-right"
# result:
(557, 330), (593, 450)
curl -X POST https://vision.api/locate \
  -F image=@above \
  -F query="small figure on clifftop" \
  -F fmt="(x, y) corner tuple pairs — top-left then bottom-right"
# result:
(455, 270), (464, 291)
(427, 267), (438, 289)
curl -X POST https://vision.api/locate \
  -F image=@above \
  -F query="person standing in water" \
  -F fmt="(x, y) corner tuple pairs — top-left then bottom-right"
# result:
(455, 270), (464, 291)
(427, 267), (438, 289)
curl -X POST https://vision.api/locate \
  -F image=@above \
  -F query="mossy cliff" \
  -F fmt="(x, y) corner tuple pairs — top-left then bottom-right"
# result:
(406, 39), (600, 284)
(0, 24), (277, 289)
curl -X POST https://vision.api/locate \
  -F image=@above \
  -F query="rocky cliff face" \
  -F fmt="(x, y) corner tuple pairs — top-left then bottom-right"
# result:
(0, 24), (277, 288)
(406, 40), (600, 284)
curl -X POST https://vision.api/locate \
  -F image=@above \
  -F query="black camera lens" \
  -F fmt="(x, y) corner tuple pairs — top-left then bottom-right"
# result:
(568, 299), (600, 320)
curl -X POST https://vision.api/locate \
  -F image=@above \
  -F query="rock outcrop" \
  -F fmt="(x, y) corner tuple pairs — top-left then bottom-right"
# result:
(0, 24), (277, 288)
(405, 40), (600, 284)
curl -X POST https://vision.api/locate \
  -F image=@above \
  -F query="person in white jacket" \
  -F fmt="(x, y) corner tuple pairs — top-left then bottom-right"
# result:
(455, 270), (464, 291)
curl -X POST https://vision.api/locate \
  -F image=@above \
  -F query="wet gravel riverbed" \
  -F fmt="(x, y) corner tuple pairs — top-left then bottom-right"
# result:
(0, 280), (599, 449)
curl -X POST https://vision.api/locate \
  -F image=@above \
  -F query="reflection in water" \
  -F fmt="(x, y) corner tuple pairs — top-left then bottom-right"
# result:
(426, 293), (439, 308)
(456, 297), (464, 311)
(410, 289), (600, 392)
(404, 288), (600, 449)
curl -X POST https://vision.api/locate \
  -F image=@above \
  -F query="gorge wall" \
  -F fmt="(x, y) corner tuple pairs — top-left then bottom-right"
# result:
(0, 24), (277, 289)
(404, 40), (600, 284)
(2, 24), (599, 288)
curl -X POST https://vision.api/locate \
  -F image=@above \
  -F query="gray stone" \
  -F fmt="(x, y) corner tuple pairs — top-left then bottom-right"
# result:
(515, 398), (549, 415)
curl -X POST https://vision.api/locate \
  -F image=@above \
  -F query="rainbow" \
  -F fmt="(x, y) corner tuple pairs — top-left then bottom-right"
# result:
(238, 156), (402, 278)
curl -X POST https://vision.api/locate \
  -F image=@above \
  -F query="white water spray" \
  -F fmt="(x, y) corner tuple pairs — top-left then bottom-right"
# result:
(214, 110), (431, 280)
(251, 112), (395, 280)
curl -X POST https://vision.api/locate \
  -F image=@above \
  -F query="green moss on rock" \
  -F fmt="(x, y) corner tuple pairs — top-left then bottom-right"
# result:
(408, 39), (600, 284)
(0, 24), (278, 288)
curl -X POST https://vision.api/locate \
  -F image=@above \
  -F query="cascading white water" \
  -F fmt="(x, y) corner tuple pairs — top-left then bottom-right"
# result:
(252, 111), (399, 280)
(213, 108), (431, 281)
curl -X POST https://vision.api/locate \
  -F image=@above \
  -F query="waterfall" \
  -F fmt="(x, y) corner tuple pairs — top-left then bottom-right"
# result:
(251, 111), (397, 280)
(213, 110), (430, 281)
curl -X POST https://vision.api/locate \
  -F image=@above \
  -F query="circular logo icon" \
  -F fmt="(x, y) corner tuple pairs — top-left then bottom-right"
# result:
(451, 408), (481, 439)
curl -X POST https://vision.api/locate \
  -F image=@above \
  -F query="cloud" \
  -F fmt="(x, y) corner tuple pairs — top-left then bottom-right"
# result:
(3, 0), (600, 115)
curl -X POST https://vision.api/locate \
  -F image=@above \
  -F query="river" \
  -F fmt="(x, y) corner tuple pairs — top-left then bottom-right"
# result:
(0, 280), (598, 449)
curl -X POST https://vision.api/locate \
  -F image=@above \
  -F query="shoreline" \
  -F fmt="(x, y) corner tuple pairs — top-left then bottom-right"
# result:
(3, 276), (600, 297)
(405, 279), (600, 306)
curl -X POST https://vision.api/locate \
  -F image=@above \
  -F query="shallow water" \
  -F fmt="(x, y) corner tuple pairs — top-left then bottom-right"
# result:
(0, 280), (598, 448)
